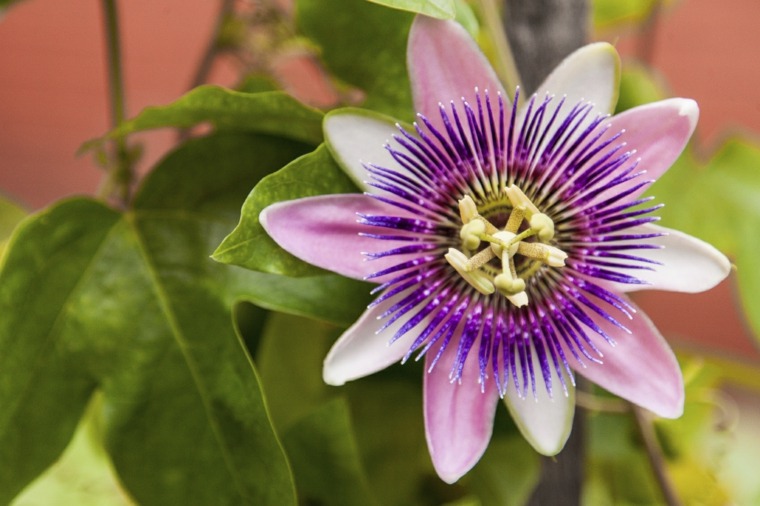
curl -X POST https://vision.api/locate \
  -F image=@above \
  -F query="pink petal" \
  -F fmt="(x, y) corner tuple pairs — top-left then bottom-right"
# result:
(260, 194), (409, 281)
(591, 98), (699, 205)
(323, 109), (402, 192)
(323, 297), (427, 386)
(424, 342), (498, 483)
(608, 223), (731, 293)
(533, 42), (620, 115)
(407, 16), (505, 131)
(504, 350), (575, 456)
(569, 297), (684, 418)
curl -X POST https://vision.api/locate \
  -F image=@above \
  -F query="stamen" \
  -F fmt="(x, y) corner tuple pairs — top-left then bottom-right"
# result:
(517, 243), (568, 267)
(464, 247), (496, 271)
(450, 185), (566, 307)
(504, 206), (525, 233)
(494, 250), (529, 306)
(529, 213), (555, 241)
(506, 185), (540, 215)
(460, 220), (486, 250)
(445, 248), (495, 295)
(459, 195), (479, 223)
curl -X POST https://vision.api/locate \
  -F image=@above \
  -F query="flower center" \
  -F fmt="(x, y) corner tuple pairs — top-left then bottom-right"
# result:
(444, 184), (567, 307)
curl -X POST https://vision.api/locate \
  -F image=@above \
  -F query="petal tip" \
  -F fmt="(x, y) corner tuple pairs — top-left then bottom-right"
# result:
(322, 370), (346, 387)
(427, 438), (488, 484)
(640, 385), (684, 419)
(436, 467), (466, 485)
(322, 352), (348, 386)
(258, 205), (273, 230)
(675, 97), (699, 132)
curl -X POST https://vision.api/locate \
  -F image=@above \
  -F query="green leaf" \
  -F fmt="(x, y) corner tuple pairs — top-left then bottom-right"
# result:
(241, 272), (372, 327)
(591, 0), (669, 31)
(0, 199), (117, 505)
(257, 312), (336, 429)
(283, 399), (377, 506)
(257, 313), (377, 505)
(468, 432), (540, 506)
(82, 87), (324, 153)
(614, 64), (668, 114)
(584, 363), (734, 506)
(0, 0), (25, 11)
(366, 0), (455, 19)
(297, 0), (414, 120)
(346, 377), (435, 506)
(0, 132), (317, 505)
(584, 411), (662, 504)
(213, 143), (358, 276)
(652, 137), (760, 343)
(11, 395), (133, 506)
(0, 194), (26, 257)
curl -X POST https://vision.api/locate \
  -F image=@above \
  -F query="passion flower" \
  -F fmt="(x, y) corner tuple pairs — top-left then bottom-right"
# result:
(260, 16), (730, 483)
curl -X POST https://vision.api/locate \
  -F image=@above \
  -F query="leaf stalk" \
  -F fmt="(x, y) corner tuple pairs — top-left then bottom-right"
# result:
(100, 0), (136, 208)
(631, 403), (683, 506)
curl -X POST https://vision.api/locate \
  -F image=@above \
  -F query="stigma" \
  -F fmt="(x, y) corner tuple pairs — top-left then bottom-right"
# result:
(444, 185), (567, 307)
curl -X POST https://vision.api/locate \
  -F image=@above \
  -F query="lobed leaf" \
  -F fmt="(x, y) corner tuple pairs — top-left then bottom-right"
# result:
(282, 399), (378, 506)
(10, 395), (133, 506)
(213, 144), (359, 277)
(0, 132), (340, 505)
(81, 87), (324, 154)
(0, 199), (117, 504)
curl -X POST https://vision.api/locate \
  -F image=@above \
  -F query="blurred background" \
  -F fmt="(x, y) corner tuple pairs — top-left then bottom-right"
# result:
(1, 0), (758, 362)
(1, 0), (759, 504)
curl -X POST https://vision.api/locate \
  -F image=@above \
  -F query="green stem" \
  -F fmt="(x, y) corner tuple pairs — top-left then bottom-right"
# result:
(189, 0), (235, 90)
(178, 0), (235, 142)
(477, 0), (523, 99)
(638, 0), (663, 65)
(631, 404), (683, 506)
(100, 0), (134, 207)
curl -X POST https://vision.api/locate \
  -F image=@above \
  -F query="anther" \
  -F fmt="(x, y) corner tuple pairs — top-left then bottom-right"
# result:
(451, 186), (566, 308)
(445, 248), (495, 295)
(505, 185), (540, 215)
(460, 220), (486, 251)
(494, 267), (528, 307)
(458, 195), (479, 223)
(517, 243), (567, 267)
(529, 213), (555, 241)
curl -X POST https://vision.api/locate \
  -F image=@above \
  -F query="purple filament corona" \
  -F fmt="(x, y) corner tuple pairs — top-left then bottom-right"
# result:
(361, 89), (663, 398)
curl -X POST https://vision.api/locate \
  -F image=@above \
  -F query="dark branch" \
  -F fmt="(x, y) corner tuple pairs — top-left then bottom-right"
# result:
(503, 0), (589, 94)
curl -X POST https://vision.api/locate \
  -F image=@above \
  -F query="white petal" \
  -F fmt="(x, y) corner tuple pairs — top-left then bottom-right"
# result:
(323, 295), (431, 386)
(516, 43), (620, 173)
(504, 347), (575, 456)
(610, 224), (731, 293)
(323, 108), (402, 192)
(532, 42), (620, 115)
